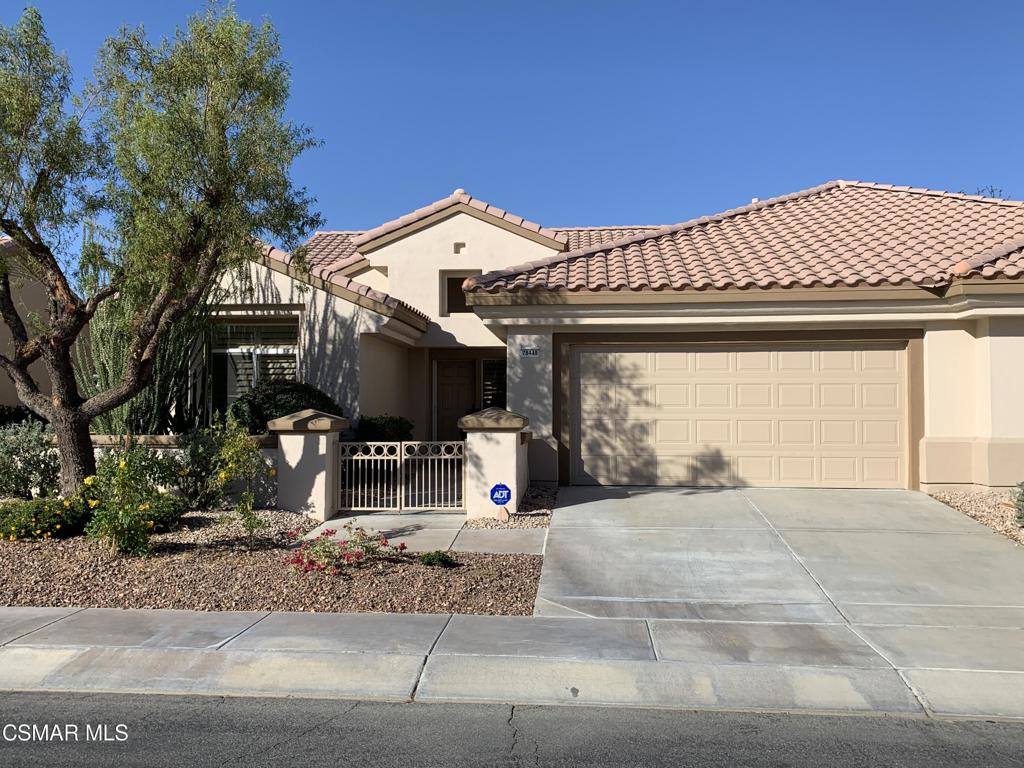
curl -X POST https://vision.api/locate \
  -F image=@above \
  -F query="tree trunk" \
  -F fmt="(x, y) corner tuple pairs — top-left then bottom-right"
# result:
(52, 412), (96, 496)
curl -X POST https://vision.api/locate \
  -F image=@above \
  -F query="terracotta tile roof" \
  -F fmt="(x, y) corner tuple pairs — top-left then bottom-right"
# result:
(300, 231), (363, 281)
(260, 244), (429, 327)
(554, 226), (666, 251)
(298, 225), (667, 281)
(352, 189), (569, 249)
(465, 181), (1024, 294)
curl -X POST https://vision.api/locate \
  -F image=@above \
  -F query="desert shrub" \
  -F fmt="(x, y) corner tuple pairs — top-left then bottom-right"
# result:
(85, 502), (153, 556)
(174, 428), (225, 510)
(0, 404), (43, 428)
(1015, 482), (1024, 527)
(285, 522), (406, 574)
(0, 421), (59, 499)
(355, 414), (414, 441)
(207, 415), (271, 537)
(145, 493), (190, 533)
(419, 550), (457, 568)
(0, 496), (90, 541)
(83, 442), (186, 554)
(229, 380), (343, 434)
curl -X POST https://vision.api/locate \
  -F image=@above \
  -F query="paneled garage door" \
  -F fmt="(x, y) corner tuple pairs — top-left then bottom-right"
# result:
(571, 343), (907, 488)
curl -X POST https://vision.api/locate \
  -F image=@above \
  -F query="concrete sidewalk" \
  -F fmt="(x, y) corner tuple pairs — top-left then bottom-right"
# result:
(305, 512), (547, 554)
(1, 606), (1022, 719)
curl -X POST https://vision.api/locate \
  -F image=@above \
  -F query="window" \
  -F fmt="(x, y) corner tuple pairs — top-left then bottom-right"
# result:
(481, 358), (507, 410)
(445, 277), (471, 314)
(209, 322), (298, 416)
(440, 271), (480, 316)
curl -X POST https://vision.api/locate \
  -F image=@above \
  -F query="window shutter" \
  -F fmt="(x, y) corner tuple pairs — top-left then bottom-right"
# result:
(481, 359), (507, 409)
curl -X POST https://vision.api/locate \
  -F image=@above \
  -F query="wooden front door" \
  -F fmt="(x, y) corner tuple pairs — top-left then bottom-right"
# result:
(436, 360), (477, 440)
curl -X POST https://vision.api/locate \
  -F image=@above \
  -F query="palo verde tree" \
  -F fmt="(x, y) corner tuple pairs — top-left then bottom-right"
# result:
(0, 5), (321, 494)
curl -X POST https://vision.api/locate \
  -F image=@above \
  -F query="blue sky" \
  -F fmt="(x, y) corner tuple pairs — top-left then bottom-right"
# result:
(12, 1), (1024, 233)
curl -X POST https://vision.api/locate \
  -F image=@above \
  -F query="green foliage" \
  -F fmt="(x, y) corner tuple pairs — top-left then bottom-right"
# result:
(0, 405), (43, 428)
(1015, 482), (1024, 527)
(0, 7), (108, 243)
(0, 496), (90, 541)
(355, 414), (414, 442)
(85, 503), (153, 556)
(174, 428), (225, 510)
(0, 5), (322, 491)
(77, 293), (218, 436)
(0, 421), (59, 499)
(206, 414), (271, 536)
(230, 380), (343, 434)
(419, 550), (457, 568)
(143, 492), (189, 533)
(83, 441), (185, 554)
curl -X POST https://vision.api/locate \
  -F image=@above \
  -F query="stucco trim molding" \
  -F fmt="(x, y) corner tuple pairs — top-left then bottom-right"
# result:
(919, 436), (1024, 488)
(458, 407), (530, 432)
(254, 249), (428, 337)
(268, 409), (349, 433)
(356, 203), (567, 255)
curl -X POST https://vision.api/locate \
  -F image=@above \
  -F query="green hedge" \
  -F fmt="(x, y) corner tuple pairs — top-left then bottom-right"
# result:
(355, 414), (414, 441)
(0, 497), (90, 541)
(229, 380), (343, 434)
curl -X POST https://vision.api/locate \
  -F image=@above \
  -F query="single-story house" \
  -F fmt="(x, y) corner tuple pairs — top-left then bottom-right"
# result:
(5, 181), (1024, 492)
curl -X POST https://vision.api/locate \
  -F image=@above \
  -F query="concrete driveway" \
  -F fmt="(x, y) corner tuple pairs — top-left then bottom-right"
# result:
(536, 487), (1024, 716)
(537, 487), (1024, 624)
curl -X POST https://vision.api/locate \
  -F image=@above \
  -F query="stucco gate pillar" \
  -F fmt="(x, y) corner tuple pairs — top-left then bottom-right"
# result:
(458, 407), (531, 520)
(268, 409), (348, 522)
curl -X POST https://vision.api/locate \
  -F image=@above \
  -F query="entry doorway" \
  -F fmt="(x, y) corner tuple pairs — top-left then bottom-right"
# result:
(435, 360), (476, 440)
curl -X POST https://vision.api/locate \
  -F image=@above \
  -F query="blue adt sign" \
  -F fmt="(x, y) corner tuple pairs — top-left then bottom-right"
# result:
(489, 483), (512, 506)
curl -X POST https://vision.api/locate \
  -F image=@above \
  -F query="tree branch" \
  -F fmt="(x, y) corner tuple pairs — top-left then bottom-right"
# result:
(0, 353), (50, 418)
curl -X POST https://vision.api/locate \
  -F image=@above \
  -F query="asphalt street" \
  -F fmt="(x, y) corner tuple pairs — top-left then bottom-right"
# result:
(0, 692), (1022, 767)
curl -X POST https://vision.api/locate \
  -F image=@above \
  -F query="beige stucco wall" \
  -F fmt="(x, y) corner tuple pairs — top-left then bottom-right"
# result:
(506, 331), (557, 483)
(405, 347), (431, 440)
(363, 212), (558, 348)
(218, 261), (393, 421)
(358, 334), (409, 419)
(920, 316), (1024, 488)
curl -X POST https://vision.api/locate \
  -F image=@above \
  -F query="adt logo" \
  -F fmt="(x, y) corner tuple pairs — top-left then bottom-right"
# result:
(489, 483), (512, 505)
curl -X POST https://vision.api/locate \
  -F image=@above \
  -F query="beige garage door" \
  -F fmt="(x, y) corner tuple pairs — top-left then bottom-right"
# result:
(572, 343), (907, 488)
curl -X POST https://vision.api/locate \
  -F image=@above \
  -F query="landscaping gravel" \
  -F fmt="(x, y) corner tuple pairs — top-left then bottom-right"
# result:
(0, 509), (543, 615)
(931, 488), (1023, 545)
(464, 485), (555, 529)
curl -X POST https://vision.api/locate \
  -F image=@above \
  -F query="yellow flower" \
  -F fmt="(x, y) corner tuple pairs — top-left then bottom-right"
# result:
(63, 500), (70, 508)
(88, 499), (99, 509)
(83, 476), (95, 487)
(119, 459), (127, 469)
(267, 467), (277, 478)
(139, 503), (151, 512)
(8, 536), (14, 541)
(146, 521), (154, 528)
(217, 470), (229, 482)
(54, 524), (60, 530)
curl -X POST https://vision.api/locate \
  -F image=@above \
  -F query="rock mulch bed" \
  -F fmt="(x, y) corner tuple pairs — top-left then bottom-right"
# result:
(0, 509), (542, 615)
(931, 488), (1023, 546)
(464, 485), (556, 530)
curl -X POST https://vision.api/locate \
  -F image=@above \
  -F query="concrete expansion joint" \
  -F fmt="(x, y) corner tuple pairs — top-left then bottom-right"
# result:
(737, 489), (934, 716)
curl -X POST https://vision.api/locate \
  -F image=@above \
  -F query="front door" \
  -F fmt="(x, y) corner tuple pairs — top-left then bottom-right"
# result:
(436, 360), (477, 440)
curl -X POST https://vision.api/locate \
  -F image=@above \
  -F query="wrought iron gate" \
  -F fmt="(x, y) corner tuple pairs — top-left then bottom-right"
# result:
(338, 441), (465, 512)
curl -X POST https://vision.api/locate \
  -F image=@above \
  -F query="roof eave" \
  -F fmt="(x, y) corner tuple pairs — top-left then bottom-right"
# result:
(355, 199), (568, 255)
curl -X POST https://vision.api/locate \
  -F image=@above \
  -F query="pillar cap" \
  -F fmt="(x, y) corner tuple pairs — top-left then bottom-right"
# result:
(458, 407), (529, 432)
(267, 409), (349, 433)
